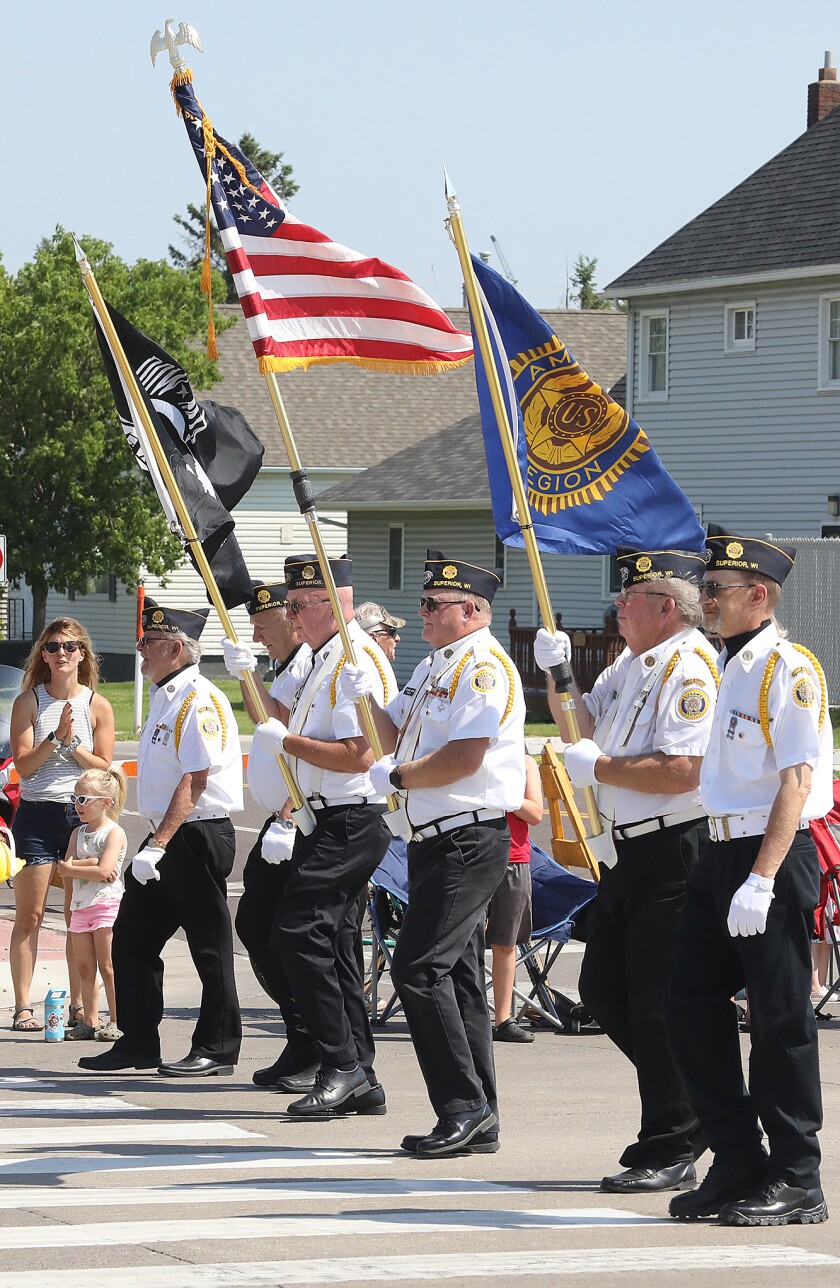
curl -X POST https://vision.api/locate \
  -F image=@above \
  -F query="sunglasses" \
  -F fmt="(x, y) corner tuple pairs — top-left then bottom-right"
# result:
(43, 640), (83, 654)
(370, 626), (398, 638)
(137, 635), (169, 648)
(698, 581), (757, 599)
(70, 794), (110, 806)
(286, 599), (331, 616)
(419, 597), (469, 612)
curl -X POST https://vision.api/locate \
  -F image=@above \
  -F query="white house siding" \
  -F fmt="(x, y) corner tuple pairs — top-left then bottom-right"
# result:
(629, 281), (840, 534)
(346, 509), (618, 686)
(25, 469), (353, 659)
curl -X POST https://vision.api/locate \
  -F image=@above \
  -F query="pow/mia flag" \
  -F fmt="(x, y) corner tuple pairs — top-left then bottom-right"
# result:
(93, 302), (256, 608)
(468, 256), (705, 556)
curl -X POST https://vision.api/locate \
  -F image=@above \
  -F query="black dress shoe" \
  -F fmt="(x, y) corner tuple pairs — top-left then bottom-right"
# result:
(401, 1127), (499, 1155)
(286, 1065), (368, 1116)
(158, 1055), (234, 1077)
(273, 1064), (321, 1093)
(346, 1082), (387, 1116)
(415, 1105), (497, 1158)
(669, 1159), (768, 1219)
(718, 1180), (829, 1226)
(78, 1051), (159, 1073)
(601, 1161), (696, 1193)
(252, 1049), (319, 1088)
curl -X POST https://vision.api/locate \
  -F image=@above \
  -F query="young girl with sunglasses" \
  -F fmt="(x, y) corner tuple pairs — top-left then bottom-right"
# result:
(57, 767), (127, 1041)
(9, 619), (115, 1032)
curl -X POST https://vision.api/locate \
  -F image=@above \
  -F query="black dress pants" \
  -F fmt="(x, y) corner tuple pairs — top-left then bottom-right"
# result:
(391, 819), (510, 1119)
(578, 818), (705, 1169)
(111, 818), (241, 1064)
(235, 820), (317, 1064)
(667, 830), (822, 1188)
(273, 804), (390, 1073)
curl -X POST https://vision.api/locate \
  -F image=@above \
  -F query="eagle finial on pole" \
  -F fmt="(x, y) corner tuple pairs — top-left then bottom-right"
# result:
(150, 18), (203, 71)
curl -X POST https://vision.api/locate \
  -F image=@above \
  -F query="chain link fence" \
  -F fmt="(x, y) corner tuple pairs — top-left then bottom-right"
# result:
(773, 538), (840, 705)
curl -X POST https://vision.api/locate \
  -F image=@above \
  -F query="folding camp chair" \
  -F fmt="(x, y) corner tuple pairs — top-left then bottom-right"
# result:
(505, 843), (599, 1033)
(366, 839), (408, 1025)
(809, 781), (840, 1019)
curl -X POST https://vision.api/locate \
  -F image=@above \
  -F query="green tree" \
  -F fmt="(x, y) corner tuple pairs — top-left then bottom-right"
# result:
(569, 254), (613, 310)
(169, 133), (299, 303)
(0, 228), (229, 637)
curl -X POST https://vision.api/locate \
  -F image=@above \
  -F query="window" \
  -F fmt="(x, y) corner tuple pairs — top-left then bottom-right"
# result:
(387, 526), (403, 591)
(493, 535), (507, 588)
(639, 311), (668, 400)
(604, 555), (622, 596)
(68, 574), (117, 601)
(724, 302), (756, 354)
(818, 296), (840, 389)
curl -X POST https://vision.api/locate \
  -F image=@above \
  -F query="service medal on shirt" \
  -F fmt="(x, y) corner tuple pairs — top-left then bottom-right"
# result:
(793, 676), (816, 708)
(677, 688), (709, 721)
(471, 667), (497, 693)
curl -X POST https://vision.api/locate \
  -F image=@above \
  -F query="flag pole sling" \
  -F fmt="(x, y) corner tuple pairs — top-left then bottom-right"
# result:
(262, 372), (402, 818)
(75, 245), (307, 815)
(443, 180), (603, 840)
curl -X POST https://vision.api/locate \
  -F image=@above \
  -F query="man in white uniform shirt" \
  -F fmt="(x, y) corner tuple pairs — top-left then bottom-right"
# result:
(80, 601), (243, 1076)
(221, 579), (319, 1092)
(252, 555), (395, 1117)
(343, 551), (526, 1157)
(667, 527), (831, 1227)
(535, 548), (715, 1194)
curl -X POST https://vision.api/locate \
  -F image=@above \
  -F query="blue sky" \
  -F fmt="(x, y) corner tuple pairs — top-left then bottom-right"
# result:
(5, 1), (840, 306)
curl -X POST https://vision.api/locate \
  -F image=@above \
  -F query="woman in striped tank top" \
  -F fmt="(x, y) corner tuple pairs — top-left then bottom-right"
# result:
(9, 619), (115, 1032)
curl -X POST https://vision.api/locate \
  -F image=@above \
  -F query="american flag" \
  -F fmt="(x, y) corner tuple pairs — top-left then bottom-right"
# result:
(173, 77), (474, 375)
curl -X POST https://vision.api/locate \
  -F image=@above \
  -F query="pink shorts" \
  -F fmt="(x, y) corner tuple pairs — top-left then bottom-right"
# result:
(69, 903), (120, 934)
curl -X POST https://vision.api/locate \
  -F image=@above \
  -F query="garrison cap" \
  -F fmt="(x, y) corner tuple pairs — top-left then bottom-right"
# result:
(616, 547), (706, 589)
(705, 524), (796, 585)
(141, 599), (210, 640)
(284, 554), (353, 591)
(423, 550), (502, 604)
(246, 580), (287, 616)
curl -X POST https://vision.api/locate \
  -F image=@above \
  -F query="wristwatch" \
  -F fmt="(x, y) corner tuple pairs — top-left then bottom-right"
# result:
(389, 765), (404, 790)
(45, 731), (58, 749)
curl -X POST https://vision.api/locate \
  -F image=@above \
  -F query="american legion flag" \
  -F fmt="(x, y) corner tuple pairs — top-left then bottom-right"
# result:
(469, 256), (705, 556)
(172, 76), (473, 374)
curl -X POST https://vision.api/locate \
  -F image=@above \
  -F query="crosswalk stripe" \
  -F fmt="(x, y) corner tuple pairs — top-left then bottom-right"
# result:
(0, 1122), (260, 1147)
(0, 1208), (664, 1249)
(0, 1246), (836, 1287)
(0, 1149), (387, 1177)
(0, 1177), (517, 1208)
(0, 1079), (56, 1088)
(0, 1097), (142, 1116)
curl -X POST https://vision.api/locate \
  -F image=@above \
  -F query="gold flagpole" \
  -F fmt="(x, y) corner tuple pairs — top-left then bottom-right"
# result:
(442, 173), (604, 843)
(262, 373), (404, 825)
(74, 238), (310, 824)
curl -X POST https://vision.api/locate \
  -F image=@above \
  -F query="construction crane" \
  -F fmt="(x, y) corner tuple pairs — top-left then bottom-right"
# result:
(490, 235), (518, 287)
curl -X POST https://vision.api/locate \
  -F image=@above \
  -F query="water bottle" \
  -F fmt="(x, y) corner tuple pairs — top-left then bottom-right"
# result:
(44, 988), (67, 1041)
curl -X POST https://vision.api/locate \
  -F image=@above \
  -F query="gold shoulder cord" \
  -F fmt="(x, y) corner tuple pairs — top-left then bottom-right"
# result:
(330, 646), (391, 708)
(174, 690), (228, 751)
(447, 648), (515, 724)
(759, 646), (826, 747)
(656, 645), (720, 708)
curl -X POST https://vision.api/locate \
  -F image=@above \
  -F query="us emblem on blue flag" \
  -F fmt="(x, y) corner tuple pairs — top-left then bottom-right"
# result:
(470, 257), (705, 555)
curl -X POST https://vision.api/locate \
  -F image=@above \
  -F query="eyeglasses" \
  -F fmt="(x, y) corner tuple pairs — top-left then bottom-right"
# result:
(286, 599), (332, 616)
(43, 640), (83, 654)
(419, 597), (470, 612)
(137, 635), (168, 648)
(370, 626), (398, 638)
(698, 581), (757, 599)
(70, 794), (110, 806)
(616, 589), (674, 604)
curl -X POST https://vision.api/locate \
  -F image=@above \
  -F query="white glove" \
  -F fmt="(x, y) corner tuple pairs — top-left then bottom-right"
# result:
(727, 873), (775, 937)
(337, 663), (374, 704)
(261, 819), (296, 864)
(222, 637), (258, 679)
(534, 628), (573, 673)
(253, 717), (289, 755)
(562, 738), (602, 788)
(131, 844), (165, 886)
(369, 753), (398, 797)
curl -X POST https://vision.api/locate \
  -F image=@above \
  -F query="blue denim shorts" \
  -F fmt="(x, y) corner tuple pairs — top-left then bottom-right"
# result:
(12, 799), (81, 864)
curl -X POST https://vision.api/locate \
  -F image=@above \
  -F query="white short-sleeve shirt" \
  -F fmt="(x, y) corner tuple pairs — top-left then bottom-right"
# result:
(247, 648), (313, 815)
(584, 627), (718, 826)
(700, 624), (833, 820)
(388, 626), (526, 829)
(137, 665), (244, 826)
